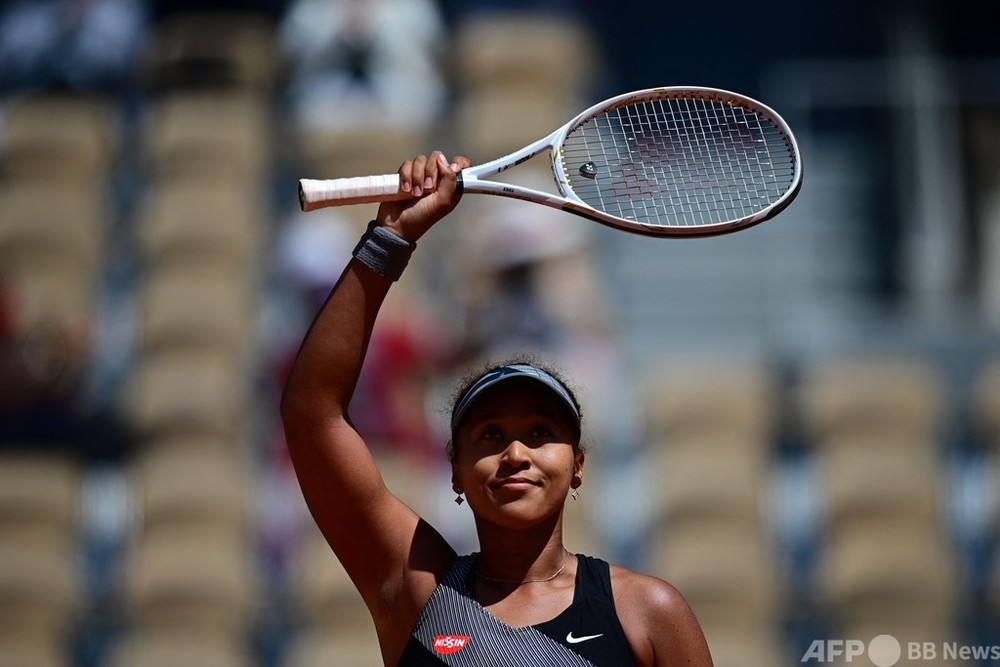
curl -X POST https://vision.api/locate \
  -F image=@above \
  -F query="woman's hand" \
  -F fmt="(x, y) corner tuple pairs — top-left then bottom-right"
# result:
(375, 151), (471, 242)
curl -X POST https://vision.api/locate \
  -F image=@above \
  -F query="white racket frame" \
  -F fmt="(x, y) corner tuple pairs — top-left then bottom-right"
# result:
(298, 87), (803, 238)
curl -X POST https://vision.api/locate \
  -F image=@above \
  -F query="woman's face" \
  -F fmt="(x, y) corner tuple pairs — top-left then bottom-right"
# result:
(451, 380), (584, 529)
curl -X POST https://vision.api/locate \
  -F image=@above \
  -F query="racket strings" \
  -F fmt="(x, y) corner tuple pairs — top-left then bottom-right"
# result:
(560, 94), (796, 229)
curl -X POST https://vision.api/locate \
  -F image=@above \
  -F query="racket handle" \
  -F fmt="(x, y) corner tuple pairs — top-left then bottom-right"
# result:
(298, 174), (411, 211)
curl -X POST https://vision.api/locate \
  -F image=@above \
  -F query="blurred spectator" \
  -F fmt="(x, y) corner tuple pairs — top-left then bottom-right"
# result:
(457, 207), (599, 360)
(275, 208), (357, 310)
(279, 0), (446, 132)
(0, 0), (147, 95)
(272, 208), (456, 460)
(449, 177), (624, 376)
(0, 318), (133, 464)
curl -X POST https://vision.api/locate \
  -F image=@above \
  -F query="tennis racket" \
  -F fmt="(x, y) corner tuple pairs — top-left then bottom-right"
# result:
(298, 87), (802, 238)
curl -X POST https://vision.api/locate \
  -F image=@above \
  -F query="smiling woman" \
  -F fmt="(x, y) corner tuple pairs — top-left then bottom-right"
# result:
(279, 150), (714, 667)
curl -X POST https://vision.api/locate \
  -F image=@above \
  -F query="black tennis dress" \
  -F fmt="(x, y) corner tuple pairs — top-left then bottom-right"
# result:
(396, 553), (638, 666)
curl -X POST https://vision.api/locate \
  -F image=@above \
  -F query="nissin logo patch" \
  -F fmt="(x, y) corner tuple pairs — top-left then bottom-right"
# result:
(433, 635), (471, 655)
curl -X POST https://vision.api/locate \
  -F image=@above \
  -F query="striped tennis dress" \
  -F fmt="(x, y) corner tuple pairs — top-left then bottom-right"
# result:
(396, 554), (638, 666)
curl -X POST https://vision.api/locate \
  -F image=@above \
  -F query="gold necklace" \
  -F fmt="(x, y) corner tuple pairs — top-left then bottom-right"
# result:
(477, 557), (568, 585)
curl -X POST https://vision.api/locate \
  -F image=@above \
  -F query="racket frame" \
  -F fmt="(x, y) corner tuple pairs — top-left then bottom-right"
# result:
(299, 86), (802, 238)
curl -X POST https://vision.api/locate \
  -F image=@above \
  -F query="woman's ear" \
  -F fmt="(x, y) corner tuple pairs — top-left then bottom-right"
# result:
(573, 451), (585, 488)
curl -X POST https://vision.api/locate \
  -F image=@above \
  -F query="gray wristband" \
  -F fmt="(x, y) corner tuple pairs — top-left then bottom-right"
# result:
(352, 221), (416, 281)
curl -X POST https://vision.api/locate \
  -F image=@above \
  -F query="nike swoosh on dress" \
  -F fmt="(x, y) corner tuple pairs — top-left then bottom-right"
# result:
(566, 633), (604, 644)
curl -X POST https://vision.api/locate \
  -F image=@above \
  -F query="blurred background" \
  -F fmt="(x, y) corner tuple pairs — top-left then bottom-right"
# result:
(0, 0), (998, 665)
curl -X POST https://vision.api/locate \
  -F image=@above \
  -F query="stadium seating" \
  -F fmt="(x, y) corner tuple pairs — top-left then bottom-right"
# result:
(2, 7), (997, 667)
(451, 12), (597, 160)
(141, 91), (272, 180)
(134, 180), (265, 271)
(642, 357), (781, 441)
(120, 521), (258, 634)
(641, 357), (787, 665)
(796, 355), (946, 443)
(0, 94), (118, 182)
(143, 11), (279, 93)
(797, 355), (961, 645)
(972, 357), (1000, 450)
(0, 456), (84, 667)
(108, 627), (253, 667)
(132, 443), (249, 530)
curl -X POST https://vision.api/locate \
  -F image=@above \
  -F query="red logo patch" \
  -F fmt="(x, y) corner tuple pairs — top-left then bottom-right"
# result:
(432, 635), (471, 655)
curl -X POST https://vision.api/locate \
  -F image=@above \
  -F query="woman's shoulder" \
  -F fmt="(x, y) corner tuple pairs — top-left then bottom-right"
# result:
(607, 564), (691, 615)
(606, 564), (714, 667)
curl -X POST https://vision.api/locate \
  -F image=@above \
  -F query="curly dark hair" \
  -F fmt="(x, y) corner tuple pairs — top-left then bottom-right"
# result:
(445, 354), (585, 461)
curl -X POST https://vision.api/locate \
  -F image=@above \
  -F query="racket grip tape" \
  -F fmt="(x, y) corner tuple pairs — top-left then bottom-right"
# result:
(298, 174), (410, 211)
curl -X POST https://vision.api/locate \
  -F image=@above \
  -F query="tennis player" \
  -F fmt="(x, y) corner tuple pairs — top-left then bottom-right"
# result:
(280, 151), (713, 666)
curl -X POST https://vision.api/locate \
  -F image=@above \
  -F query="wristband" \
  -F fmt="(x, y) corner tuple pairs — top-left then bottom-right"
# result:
(352, 221), (416, 281)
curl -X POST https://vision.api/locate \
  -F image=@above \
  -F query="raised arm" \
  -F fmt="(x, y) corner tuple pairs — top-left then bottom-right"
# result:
(279, 152), (469, 644)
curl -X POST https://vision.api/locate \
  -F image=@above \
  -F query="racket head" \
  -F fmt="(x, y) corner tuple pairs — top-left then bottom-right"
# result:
(548, 87), (802, 237)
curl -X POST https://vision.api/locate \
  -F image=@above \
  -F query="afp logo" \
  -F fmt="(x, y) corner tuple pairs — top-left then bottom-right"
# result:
(802, 635), (901, 666)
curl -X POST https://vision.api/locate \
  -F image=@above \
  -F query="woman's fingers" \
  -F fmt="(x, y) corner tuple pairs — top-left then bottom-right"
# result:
(401, 151), (458, 198)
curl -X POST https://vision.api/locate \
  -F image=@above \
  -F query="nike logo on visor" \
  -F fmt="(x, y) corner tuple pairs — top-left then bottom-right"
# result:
(566, 632), (604, 644)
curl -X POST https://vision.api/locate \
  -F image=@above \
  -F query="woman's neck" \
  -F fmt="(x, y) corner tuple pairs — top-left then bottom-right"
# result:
(473, 519), (569, 585)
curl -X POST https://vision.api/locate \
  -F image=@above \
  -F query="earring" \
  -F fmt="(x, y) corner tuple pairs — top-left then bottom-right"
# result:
(571, 489), (580, 501)
(455, 494), (465, 505)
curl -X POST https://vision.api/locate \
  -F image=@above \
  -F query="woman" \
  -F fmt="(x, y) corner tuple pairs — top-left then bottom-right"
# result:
(280, 151), (713, 666)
